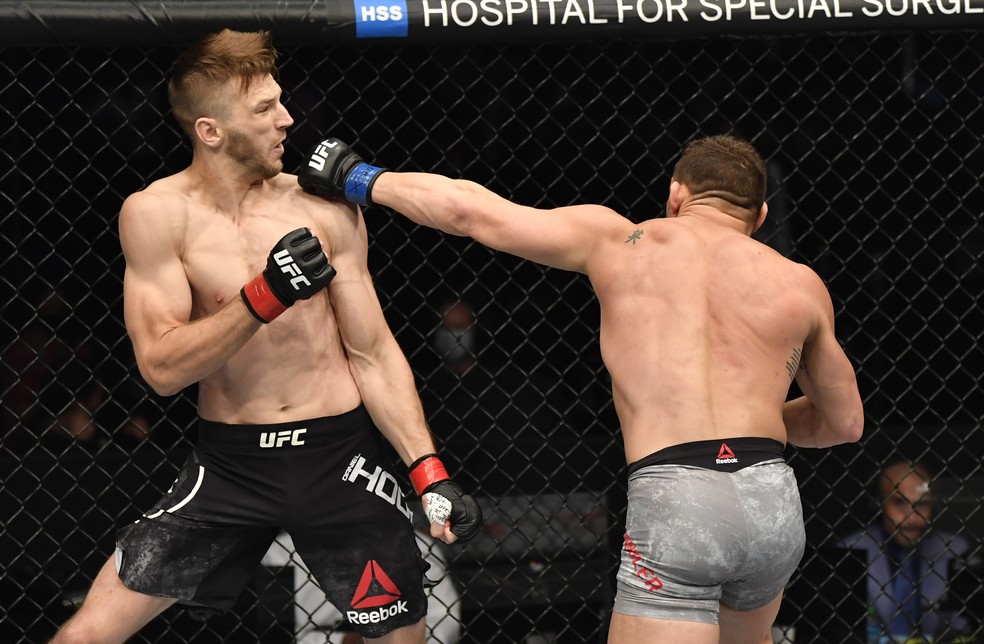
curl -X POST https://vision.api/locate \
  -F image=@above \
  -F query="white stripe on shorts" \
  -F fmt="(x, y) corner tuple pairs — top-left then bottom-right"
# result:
(144, 465), (205, 519)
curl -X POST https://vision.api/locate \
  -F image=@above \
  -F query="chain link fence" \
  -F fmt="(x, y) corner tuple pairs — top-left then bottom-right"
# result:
(2, 17), (983, 644)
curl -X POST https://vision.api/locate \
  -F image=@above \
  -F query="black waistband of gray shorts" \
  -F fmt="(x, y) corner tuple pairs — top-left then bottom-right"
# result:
(628, 437), (785, 476)
(197, 405), (372, 450)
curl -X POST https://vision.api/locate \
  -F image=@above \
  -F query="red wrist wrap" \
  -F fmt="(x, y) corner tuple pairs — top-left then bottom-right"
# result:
(241, 275), (288, 323)
(409, 455), (449, 496)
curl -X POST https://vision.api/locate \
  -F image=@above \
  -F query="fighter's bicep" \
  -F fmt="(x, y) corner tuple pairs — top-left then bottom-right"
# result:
(122, 261), (193, 345)
(119, 199), (193, 357)
(321, 208), (391, 358)
(328, 268), (391, 360)
(468, 203), (621, 273)
(795, 283), (860, 413)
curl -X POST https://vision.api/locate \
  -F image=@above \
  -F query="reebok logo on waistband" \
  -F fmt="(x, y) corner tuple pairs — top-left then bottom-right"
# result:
(715, 442), (738, 465)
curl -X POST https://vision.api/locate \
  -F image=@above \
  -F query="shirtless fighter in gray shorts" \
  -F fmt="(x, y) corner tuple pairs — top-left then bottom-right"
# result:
(301, 134), (864, 643)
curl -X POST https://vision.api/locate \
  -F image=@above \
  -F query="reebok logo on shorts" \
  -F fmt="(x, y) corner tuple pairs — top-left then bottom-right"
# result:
(346, 560), (408, 624)
(715, 442), (738, 465)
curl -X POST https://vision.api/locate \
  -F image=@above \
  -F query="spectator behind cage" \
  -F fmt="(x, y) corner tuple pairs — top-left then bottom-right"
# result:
(2, 288), (102, 448)
(430, 300), (478, 376)
(838, 459), (973, 642)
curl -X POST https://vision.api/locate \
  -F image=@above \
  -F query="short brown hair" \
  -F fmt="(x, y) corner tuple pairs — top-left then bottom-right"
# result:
(671, 135), (767, 219)
(167, 29), (279, 137)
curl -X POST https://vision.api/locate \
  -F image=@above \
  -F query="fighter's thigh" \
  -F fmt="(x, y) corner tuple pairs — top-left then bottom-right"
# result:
(115, 450), (280, 606)
(290, 487), (427, 641)
(722, 463), (805, 610)
(607, 611), (719, 644)
(51, 555), (176, 643)
(292, 517), (427, 639)
(364, 618), (425, 643)
(616, 467), (736, 621)
(718, 591), (784, 644)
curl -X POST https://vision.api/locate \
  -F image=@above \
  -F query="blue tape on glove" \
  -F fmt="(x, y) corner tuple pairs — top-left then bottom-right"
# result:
(344, 163), (384, 206)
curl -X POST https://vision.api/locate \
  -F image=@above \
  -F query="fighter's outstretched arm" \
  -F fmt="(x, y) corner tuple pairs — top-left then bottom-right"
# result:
(298, 137), (626, 274)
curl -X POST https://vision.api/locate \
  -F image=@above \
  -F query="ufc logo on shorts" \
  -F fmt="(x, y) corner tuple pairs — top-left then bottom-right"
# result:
(307, 139), (337, 172)
(272, 249), (312, 290)
(259, 428), (307, 448)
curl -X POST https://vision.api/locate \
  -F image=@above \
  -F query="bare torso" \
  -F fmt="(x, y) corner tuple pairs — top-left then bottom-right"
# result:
(587, 215), (820, 463)
(136, 170), (362, 423)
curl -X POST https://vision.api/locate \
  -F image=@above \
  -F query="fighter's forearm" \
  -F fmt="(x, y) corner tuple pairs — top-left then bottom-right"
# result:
(783, 397), (825, 447)
(134, 298), (259, 396)
(783, 395), (861, 448)
(372, 172), (487, 237)
(347, 335), (437, 465)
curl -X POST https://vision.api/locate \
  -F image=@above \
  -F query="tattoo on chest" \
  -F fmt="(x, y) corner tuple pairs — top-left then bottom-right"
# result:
(786, 347), (804, 380)
(625, 229), (643, 245)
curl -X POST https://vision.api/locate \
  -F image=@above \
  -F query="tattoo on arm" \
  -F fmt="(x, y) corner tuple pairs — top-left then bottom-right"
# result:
(786, 347), (803, 381)
(625, 229), (643, 245)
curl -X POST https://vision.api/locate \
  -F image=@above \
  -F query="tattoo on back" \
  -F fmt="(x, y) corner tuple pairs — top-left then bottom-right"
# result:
(786, 347), (803, 381)
(625, 229), (643, 244)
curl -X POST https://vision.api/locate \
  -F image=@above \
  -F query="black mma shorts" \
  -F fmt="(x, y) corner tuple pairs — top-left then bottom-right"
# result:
(115, 405), (427, 638)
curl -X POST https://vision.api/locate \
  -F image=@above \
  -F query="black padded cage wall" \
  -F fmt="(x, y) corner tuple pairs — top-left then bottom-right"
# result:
(2, 3), (983, 643)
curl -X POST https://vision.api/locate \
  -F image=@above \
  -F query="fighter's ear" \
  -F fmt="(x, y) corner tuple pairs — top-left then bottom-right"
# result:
(195, 116), (222, 148)
(752, 201), (768, 233)
(667, 180), (687, 217)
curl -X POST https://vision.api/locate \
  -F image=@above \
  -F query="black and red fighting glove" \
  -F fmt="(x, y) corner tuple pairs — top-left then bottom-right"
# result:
(241, 227), (336, 323)
(409, 453), (483, 542)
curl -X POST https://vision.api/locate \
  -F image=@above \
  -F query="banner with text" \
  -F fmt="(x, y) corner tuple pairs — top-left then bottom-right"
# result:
(1, 0), (981, 46)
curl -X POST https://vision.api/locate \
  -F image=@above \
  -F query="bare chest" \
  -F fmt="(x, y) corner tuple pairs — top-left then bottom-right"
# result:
(180, 200), (322, 315)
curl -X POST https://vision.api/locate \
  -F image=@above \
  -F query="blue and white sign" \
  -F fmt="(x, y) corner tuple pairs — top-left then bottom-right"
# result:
(354, 0), (409, 37)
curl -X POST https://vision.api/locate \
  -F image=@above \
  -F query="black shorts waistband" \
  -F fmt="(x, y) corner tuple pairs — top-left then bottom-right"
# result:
(628, 437), (785, 476)
(197, 405), (373, 450)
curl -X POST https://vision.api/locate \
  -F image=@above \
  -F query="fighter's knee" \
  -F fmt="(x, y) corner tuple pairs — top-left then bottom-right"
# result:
(49, 617), (103, 644)
(48, 624), (82, 644)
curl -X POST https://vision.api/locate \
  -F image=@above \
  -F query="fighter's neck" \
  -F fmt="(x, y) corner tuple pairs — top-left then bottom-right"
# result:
(186, 156), (271, 209)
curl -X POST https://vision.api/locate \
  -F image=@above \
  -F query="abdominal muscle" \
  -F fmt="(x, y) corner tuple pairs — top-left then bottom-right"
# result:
(195, 300), (364, 425)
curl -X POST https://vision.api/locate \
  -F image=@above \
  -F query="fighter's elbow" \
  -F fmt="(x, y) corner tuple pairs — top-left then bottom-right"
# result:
(138, 362), (183, 397)
(145, 375), (183, 397)
(837, 413), (864, 444)
(153, 382), (183, 397)
(442, 181), (483, 235)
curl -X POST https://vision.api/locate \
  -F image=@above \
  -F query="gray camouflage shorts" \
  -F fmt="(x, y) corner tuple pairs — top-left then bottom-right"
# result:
(614, 438), (806, 624)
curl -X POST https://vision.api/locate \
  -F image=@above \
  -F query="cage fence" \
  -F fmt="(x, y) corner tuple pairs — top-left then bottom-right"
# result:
(1, 9), (983, 644)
